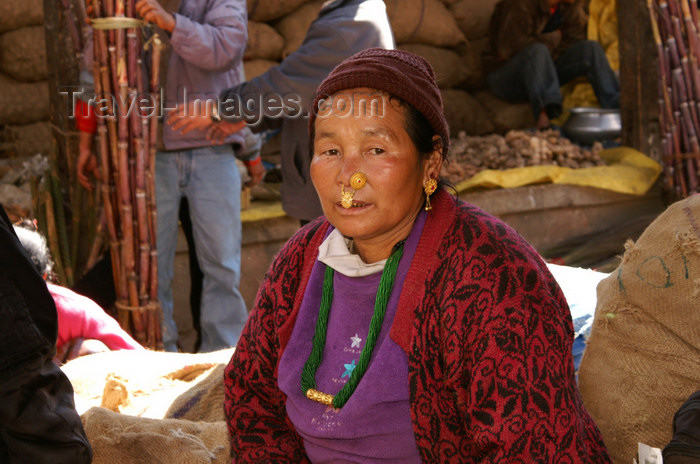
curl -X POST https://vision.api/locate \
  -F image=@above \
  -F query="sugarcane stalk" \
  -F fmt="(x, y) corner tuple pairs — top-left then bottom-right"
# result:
(652, 0), (678, 194)
(127, 30), (139, 89)
(668, 0), (681, 21)
(672, 117), (688, 195)
(672, 16), (688, 58)
(134, 135), (149, 301)
(73, 0), (89, 38)
(85, 214), (105, 272)
(658, 1), (674, 39)
(50, 165), (74, 286)
(668, 36), (682, 71)
(30, 176), (42, 227)
(70, 181), (84, 274)
(44, 189), (68, 285)
(682, 2), (700, 62)
(691, 0), (699, 27)
(673, 19), (696, 101)
(148, 34), (161, 289)
(60, 0), (83, 64)
(650, 1), (676, 130)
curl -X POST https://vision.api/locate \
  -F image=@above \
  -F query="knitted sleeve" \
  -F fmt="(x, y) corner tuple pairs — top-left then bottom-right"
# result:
(223, 225), (324, 463)
(411, 204), (611, 462)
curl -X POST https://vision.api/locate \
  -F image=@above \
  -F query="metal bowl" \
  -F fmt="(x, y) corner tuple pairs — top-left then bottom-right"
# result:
(562, 107), (621, 145)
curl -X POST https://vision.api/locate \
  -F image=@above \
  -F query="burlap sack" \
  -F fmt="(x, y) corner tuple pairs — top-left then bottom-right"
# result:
(449, 0), (501, 41)
(440, 88), (495, 136)
(243, 59), (278, 80)
(0, 73), (49, 125)
(0, 25), (47, 81)
(462, 36), (490, 89)
(578, 194), (700, 464)
(82, 407), (229, 464)
(0, 121), (52, 157)
(166, 364), (226, 422)
(474, 90), (536, 133)
(0, 0), (43, 33)
(275, 0), (323, 58)
(384, 0), (466, 48)
(247, 0), (311, 22)
(244, 21), (284, 61)
(62, 348), (234, 418)
(399, 43), (471, 89)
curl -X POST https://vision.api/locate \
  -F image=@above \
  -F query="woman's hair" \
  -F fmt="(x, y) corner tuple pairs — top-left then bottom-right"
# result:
(396, 97), (444, 160)
(13, 224), (55, 281)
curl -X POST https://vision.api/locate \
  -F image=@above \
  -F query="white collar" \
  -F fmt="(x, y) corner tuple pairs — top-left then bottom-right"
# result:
(317, 228), (386, 277)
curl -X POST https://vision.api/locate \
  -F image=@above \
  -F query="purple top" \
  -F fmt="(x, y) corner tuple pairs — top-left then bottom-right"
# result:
(278, 211), (426, 463)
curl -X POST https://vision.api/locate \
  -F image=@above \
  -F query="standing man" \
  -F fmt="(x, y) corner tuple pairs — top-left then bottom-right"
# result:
(485, 0), (620, 129)
(76, 0), (256, 353)
(169, 0), (395, 225)
(134, 0), (251, 352)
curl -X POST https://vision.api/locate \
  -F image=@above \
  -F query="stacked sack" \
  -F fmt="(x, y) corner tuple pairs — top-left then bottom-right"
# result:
(242, 0), (536, 140)
(0, 0), (53, 159)
(578, 194), (700, 463)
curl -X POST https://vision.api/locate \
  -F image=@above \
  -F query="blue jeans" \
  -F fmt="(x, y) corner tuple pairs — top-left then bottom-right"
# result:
(156, 145), (247, 352)
(487, 41), (620, 119)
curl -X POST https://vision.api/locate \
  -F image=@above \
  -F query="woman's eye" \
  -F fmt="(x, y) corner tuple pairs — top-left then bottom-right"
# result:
(320, 149), (340, 156)
(369, 148), (385, 155)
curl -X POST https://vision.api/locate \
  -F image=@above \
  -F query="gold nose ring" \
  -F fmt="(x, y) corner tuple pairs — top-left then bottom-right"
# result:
(350, 172), (366, 190)
(341, 185), (354, 209)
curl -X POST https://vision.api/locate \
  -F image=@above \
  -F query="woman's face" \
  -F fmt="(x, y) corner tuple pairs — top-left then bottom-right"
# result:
(310, 88), (442, 262)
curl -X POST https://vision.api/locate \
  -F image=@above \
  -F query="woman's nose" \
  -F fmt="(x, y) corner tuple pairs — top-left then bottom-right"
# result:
(337, 159), (362, 186)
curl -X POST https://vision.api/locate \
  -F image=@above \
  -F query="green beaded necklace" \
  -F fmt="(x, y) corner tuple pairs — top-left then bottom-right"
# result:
(300, 241), (405, 409)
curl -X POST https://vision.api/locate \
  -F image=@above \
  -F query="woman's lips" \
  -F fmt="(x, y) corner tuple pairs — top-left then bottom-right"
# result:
(336, 200), (370, 209)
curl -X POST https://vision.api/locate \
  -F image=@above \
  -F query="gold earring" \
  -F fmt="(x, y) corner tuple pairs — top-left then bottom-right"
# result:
(424, 178), (438, 211)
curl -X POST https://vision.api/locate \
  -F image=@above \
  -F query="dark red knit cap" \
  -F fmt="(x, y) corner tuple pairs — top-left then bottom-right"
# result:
(309, 48), (450, 157)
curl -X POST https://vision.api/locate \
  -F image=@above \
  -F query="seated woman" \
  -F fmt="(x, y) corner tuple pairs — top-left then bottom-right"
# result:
(224, 48), (610, 462)
(13, 223), (144, 363)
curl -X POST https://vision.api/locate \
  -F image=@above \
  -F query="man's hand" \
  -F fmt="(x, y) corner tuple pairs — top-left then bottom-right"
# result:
(244, 158), (264, 188)
(135, 0), (176, 33)
(167, 102), (218, 135)
(77, 131), (100, 191)
(206, 120), (247, 144)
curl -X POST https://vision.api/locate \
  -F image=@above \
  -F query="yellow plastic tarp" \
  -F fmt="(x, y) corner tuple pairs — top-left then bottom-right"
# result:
(244, 146), (662, 224)
(240, 200), (286, 222)
(454, 146), (663, 196)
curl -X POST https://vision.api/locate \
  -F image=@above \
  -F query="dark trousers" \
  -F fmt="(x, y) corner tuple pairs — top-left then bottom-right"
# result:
(486, 40), (620, 119)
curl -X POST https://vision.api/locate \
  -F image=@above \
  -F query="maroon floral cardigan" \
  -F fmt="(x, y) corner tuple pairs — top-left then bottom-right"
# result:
(224, 188), (611, 463)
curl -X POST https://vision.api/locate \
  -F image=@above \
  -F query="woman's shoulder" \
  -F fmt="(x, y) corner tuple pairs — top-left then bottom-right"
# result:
(436, 194), (545, 269)
(441, 195), (523, 240)
(266, 217), (329, 278)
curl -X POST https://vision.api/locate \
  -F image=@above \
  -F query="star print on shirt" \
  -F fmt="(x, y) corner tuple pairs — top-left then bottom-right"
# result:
(342, 359), (356, 378)
(350, 334), (362, 348)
